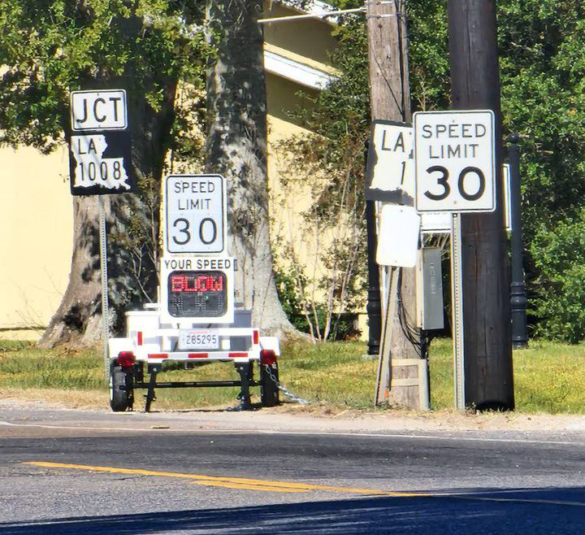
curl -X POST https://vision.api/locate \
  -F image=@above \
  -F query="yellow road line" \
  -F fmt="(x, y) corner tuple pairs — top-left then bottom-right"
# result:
(24, 462), (423, 497)
(192, 481), (307, 493)
(22, 462), (585, 507)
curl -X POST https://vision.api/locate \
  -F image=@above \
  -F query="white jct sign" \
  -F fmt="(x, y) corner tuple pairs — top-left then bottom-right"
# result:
(70, 90), (128, 131)
(414, 110), (496, 213)
(165, 175), (226, 254)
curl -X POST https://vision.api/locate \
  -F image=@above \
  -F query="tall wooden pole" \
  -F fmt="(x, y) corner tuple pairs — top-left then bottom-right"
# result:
(367, 0), (423, 408)
(447, 0), (514, 410)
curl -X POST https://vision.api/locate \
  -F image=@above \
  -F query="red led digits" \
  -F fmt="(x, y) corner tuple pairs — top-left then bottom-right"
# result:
(171, 275), (187, 292)
(170, 272), (224, 293)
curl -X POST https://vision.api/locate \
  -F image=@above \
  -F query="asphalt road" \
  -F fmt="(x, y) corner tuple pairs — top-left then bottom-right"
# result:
(0, 407), (584, 534)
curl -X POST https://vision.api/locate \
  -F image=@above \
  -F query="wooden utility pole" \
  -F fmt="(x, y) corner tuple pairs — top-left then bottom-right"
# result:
(447, 0), (514, 410)
(367, 0), (425, 409)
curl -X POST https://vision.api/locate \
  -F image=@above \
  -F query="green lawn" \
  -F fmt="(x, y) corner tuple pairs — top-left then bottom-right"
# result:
(0, 338), (584, 413)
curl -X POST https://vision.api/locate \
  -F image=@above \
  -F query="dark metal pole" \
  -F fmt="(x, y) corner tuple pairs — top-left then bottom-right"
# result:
(508, 134), (529, 349)
(365, 143), (382, 355)
(447, 0), (515, 410)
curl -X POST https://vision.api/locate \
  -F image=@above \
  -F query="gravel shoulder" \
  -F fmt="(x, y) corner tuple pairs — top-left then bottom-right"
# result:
(1, 389), (585, 438)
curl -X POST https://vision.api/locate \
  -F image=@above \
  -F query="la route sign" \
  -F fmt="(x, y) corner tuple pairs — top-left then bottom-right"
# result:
(165, 174), (227, 255)
(365, 120), (414, 205)
(69, 90), (134, 196)
(414, 110), (496, 213)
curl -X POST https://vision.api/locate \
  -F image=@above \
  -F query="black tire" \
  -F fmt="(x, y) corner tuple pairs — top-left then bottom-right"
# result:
(260, 363), (280, 407)
(109, 366), (134, 412)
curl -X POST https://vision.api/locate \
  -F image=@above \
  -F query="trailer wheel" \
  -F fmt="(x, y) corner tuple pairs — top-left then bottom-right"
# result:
(109, 366), (134, 412)
(260, 363), (280, 407)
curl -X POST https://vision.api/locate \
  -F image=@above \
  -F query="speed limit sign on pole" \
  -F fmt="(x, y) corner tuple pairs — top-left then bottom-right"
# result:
(165, 174), (227, 254)
(414, 110), (496, 213)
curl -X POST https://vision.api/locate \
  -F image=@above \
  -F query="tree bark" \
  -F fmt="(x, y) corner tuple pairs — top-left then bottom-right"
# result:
(205, 0), (295, 337)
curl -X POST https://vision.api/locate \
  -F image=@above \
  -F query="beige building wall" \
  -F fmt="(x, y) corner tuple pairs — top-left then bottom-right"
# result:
(0, 145), (73, 339)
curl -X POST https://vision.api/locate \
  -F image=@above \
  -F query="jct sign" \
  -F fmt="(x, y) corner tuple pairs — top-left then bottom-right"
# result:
(71, 90), (127, 131)
(414, 110), (496, 213)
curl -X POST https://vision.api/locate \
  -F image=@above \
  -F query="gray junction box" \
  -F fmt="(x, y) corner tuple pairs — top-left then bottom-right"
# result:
(416, 247), (445, 331)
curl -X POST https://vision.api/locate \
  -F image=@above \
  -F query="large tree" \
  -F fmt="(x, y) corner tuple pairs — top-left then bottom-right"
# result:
(0, 0), (206, 346)
(205, 0), (294, 336)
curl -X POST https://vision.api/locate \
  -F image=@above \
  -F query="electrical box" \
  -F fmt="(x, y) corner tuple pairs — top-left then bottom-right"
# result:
(416, 247), (444, 331)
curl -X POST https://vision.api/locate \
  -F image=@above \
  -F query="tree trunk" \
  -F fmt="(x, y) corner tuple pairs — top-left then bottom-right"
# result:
(40, 75), (177, 348)
(205, 0), (295, 337)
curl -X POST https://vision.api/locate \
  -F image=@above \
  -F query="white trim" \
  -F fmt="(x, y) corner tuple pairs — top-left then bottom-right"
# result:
(259, 7), (364, 24)
(264, 50), (335, 90)
(274, 0), (340, 24)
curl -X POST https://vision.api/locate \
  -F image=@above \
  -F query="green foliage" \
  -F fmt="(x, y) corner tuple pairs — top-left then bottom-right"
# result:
(497, 1), (585, 340)
(0, 0), (207, 153)
(274, 267), (314, 333)
(529, 210), (585, 342)
(407, 0), (450, 112)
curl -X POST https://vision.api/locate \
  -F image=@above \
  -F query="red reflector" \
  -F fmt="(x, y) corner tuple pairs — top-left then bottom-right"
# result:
(253, 330), (259, 345)
(148, 353), (169, 359)
(260, 350), (277, 366)
(228, 352), (248, 358)
(117, 351), (135, 368)
(188, 353), (208, 359)
(137, 332), (143, 346)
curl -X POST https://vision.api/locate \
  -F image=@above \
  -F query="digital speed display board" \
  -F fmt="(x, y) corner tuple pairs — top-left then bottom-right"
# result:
(160, 256), (235, 324)
(167, 271), (227, 318)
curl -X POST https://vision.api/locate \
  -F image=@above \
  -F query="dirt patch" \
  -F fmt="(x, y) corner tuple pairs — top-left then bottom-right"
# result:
(265, 403), (585, 432)
(0, 388), (107, 410)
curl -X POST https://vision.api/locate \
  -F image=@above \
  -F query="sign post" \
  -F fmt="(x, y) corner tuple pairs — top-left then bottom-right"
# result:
(69, 89), (133, 382)
(414, 110), (496, 409)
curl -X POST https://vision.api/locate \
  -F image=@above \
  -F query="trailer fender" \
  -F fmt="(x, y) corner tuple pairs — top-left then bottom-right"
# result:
(108, 338), (135, 360)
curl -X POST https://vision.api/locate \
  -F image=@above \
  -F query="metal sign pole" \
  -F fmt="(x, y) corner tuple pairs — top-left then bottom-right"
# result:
(451, 213), (465, 409)
(98, 195), (110, 383)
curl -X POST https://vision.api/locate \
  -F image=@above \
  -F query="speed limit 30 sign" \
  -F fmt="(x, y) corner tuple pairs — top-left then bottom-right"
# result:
(414, 110), (496, 213)
(165, 174), (226, 254)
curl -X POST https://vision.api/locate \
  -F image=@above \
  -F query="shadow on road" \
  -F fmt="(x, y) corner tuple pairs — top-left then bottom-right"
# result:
(1, 487), (584, 535)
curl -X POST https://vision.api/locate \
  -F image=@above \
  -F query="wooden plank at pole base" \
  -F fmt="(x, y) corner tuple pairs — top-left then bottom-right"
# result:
(388, 359), (430, 411)
(375, 269), (430, 410)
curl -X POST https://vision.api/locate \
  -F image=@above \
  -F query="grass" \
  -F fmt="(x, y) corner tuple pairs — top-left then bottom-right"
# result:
(0, 338), (584, 414)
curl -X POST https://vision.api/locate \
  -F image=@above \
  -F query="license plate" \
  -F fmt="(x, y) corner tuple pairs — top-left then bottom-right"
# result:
(179, 331), (219, 350)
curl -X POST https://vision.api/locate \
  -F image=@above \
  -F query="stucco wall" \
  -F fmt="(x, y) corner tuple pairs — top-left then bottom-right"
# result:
(0, 146), (73, 339)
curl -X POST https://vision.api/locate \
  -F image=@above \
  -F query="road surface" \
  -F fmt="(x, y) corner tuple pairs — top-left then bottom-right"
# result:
(0, 405), (584, 534)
